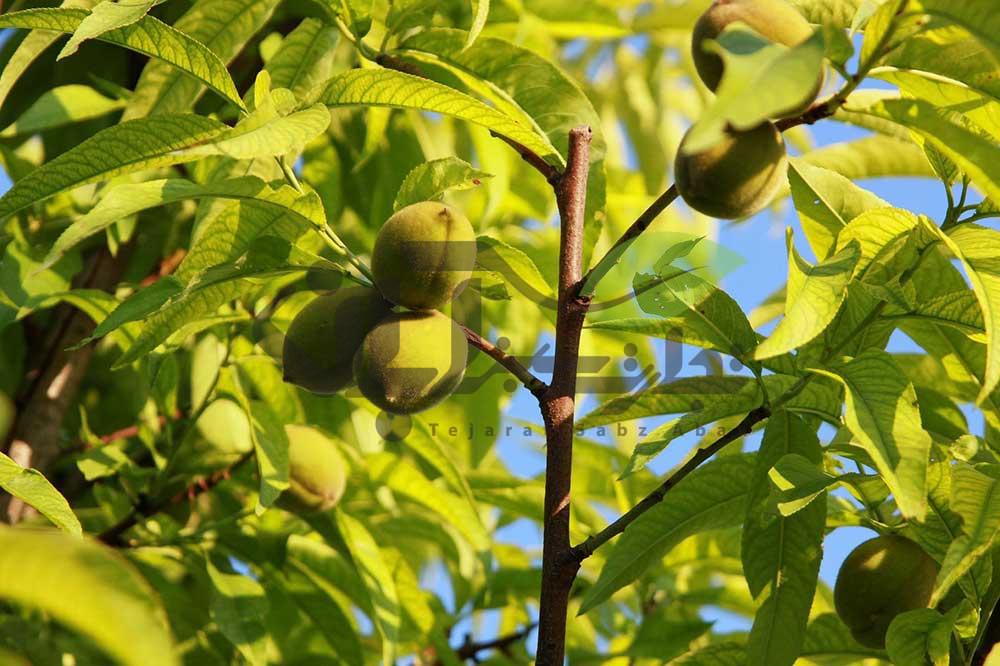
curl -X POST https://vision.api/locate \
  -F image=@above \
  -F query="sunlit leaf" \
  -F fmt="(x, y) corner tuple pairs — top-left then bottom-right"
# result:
(394, 157), (493, 211)
(0, 452), (82, 535)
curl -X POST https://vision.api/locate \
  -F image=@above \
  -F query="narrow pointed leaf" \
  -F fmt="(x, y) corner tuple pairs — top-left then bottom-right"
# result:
(0, 452), (82, 535)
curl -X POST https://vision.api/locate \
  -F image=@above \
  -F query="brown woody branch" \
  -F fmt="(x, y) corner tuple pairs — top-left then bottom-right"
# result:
(534, 126), (592, 666)
(461, 325), (548, 399)
(489, 131), (562, 184)
(431, 624), (537, 664)
(98, 450), (254, 546)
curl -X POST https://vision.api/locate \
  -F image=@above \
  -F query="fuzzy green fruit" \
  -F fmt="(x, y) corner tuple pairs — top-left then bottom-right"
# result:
(277, 425), (347, 513)
(0, 392), (14, 442)
(675, 122), (787, 219)
(834, 535), (939, 649)
(371, 201), (477, 310)
(283, 286), (392, 395)
(353, 310), (468, 415)
(692, 0), (818, 95)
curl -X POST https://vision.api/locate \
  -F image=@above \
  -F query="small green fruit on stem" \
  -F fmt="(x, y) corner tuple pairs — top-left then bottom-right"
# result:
(277, 425), (348, 513)
(675, 122), (788, 219)
(0, 392), (14, 443)
(692, 0), (822, 114)
(371, 201), (477, 311)
(834, 534), (939, 649)
(353, 310), (468, 415)
(283, 286), (393, 395)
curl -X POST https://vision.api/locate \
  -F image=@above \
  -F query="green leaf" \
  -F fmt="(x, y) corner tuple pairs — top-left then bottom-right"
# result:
(337, 0), (373, 38)
(264, 18), (339, 99)
(833, 207), (920, 277)
(475, 236), (554, 302)
(75, 278), (181, 348)
(335, 512), (400, 666)
(768, 453), (840, 516)
(633, 267), (757, 359)
(800, 133), (935, 180)
(0, 0), (97, 112)
(44, 177), (322, 270)
(0, 8), (244, 110)
(885, 607), (956, 666)
(684, 27), (825, 153)
(367, 453), (489, 551)
(743, 412), (826, 666)
(578, 454), (756, 614)
(577, 375), (754, 430)
(811, 350), (931, 520)
(787, 160), (889, 261)
(124, 0), (280, 118)
(0, 114), (226, 221)
(0, 452), (82, 535)
(933, 464), (1000, 605)
(467, 0), (489, 47)
(848, 96), (1000, 203)
(182, 103), (331, 161)
(58, 0), (157, 59)
(801, 613), (885, 662)
(925, 223), (1000, 403)
(0, 526), (177, 666)
(754, 233), (859, 360)
(243, 398), (289, 510)
(674, 642), (747, 665)
(394, 157), (493, 211)
(788, 0), (863, 28)
(0, 84), (124, 137)
(206, 552), (269, 665)
(314, 68), (561, 167)
(907, 0), (1000, 62)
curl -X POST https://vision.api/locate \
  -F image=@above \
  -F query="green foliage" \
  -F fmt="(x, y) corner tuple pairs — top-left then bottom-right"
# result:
(1, 0), (999, 662)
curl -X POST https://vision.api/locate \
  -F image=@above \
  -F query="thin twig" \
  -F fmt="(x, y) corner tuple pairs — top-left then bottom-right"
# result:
(461, 326), (548, 399)
(569, 406), (770, 561)
(433, 624), (537, 664)
(489, 131), (562, 184)
(98, 450), (255, 546)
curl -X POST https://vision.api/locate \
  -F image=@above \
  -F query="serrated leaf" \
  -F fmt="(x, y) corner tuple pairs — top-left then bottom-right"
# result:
(933, 464), (1000, 605)
(335, 512), (400, 666)
(886, 607), (956, 666)
(182, 103), (331, 160)
(847, 96), (1000, 203)
(0, 527), (177, 666)
(58, 0), (157, 59)
(923, 223), (1000, 404)
(684, 27), (825, 153)
(394, 157), (492, 211)
(0, 452), (82, 535)
(743, 412), (825, 666)
(124, 0), (279, 118)
(0, 8), (244, 110)
(206, 552), (269, 665)
(811, 350), (931, 520)
(787, 160), (889, 260)
(44, 177), (322, 270)
(789, 0), (863, 28)
(263, 18), (339, 99)
(314, 68), (561, 167)
(367, 453), (488, 551)
(754, 234), (859, 360)
(801, 133), (935, 180)
(633, 267), (757, 359)
(475, 236), (554, 302)
(0, 84), (124, 137)
(578, 454), (756, 614)
(0, 114), (226, 221)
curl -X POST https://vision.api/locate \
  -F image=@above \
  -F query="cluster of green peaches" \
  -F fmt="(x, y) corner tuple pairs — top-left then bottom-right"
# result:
(677, 0), (822, 219)
(282, 201), (477, 415)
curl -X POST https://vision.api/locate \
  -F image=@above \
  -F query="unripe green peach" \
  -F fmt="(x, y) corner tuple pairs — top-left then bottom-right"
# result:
(283, 286), (392, 395)
(0, 392), (14, 442)
(834, 535), (939, 649)
(353, 310), (468, 415)
(277, 425), (347, 513)
(692, 0), (817, 93)
(371, 201), (477, 310)
(675, 122), (787, 219)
